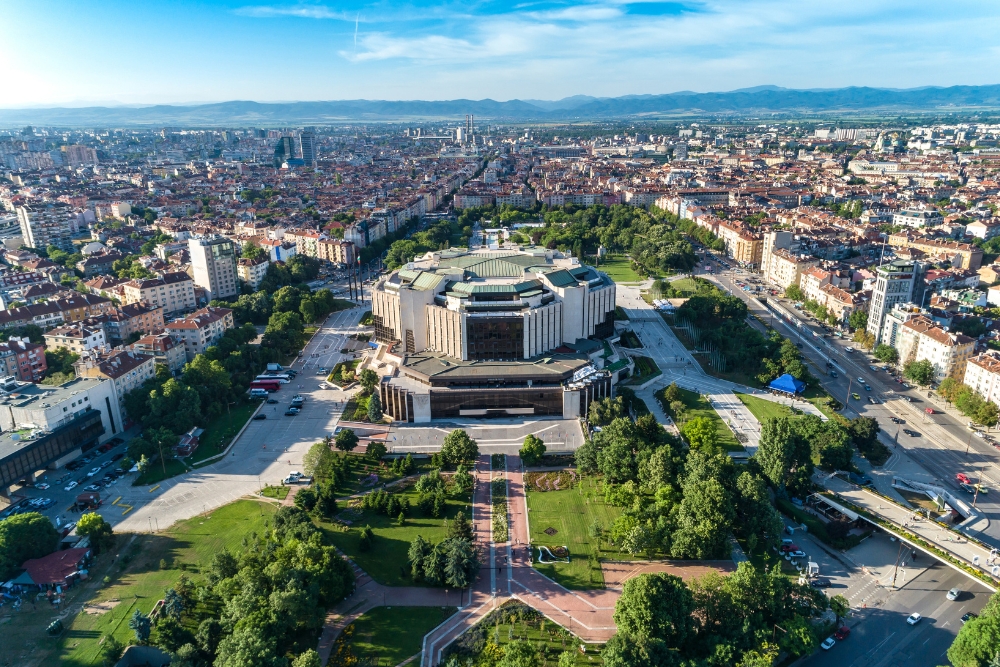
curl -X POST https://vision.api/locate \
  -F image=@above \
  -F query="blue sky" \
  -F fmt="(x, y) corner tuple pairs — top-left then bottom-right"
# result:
(2, 0), (1000, 106)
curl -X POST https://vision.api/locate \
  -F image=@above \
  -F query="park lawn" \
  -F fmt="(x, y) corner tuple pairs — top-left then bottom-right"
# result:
(348, 607), (457, 665)
(594, 256), (645, 283)
(261, 484), (290, 500)
(663, 387), (742, 452)
(190, 400), (260, 464)
(525, 477), (624, 590)
(477, 614), (605, 665)
(734, 393), (798, 422)
(16, 500), (279, 667)
(324, 487), (473, 586)
(332, 455), (434, 499)
(669, 277), (700, 294)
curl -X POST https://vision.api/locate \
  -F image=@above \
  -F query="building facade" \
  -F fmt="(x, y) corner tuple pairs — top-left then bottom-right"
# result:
(122, 272), (196, 316)
(867, 260), (916, 343)
(164, 307), (235, 361)
(189, 236), (238, 301)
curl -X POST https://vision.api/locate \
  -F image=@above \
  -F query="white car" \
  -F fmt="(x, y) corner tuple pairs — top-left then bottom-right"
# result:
(35, 483), (49, 490)
(789, 550), (807, 558)
(907, 613), (922, 625)
(820, 637), (836, 650)
(947, 587), (960, 601)
(86, 467), (101, 477)
(64, 481), (78, 492)
(845, 347), (855, 352)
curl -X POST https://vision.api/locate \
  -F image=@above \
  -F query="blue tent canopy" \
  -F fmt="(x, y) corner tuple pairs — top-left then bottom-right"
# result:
(768, 373), (806, 394)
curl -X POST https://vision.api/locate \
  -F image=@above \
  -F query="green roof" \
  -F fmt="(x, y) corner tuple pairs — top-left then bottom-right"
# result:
(543, 269), (580, 288)
(411, 272), (446, 291)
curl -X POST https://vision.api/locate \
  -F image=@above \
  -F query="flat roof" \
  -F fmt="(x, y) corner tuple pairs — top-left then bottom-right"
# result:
(0, 377), (104, 410)
(400, 351), (592, 383)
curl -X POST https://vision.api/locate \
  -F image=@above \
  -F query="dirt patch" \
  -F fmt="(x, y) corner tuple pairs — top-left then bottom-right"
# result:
(601, 560), (737, 590)
(82, 599), (122, 615)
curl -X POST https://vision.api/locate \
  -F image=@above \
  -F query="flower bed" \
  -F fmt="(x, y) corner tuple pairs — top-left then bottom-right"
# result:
(525, 471), (577, 492)
(492, 476), (508, 543)
(537, 546), (570, 563)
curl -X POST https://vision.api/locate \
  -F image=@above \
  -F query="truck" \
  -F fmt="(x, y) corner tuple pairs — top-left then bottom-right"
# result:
(75, 492), (101, 510)
(266, 363), (284, 372)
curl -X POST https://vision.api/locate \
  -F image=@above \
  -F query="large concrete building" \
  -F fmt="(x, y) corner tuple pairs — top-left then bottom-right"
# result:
(189, 236), (238, 301)
(372, 248), (617, 422)
(867, 260), (917, 343)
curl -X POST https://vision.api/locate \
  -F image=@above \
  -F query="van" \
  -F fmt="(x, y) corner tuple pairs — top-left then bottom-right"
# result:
(250, 388), (268, 398)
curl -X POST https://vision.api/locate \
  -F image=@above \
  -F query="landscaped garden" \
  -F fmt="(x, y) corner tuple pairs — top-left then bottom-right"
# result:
(443, 599), (603, 667)
(657, 384), (742, 452)
(332, 606), (457, 667)
(622, 355), (660, 386)
(734, 392), (800, 422)
(525, 476), (624, 589)
(592, 255), (646, 283)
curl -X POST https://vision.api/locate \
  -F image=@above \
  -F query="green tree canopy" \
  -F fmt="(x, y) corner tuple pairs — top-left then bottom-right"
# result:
(441, 430), (479, 466)
(0, 512), (59, 578)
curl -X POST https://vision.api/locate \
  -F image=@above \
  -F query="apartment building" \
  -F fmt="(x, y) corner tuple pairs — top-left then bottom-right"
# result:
(964, 351), (1000, 407)
(317, 238), (355, 266)
(237, 257), (269, 290)
(43, 323), (107, 355)
(895, 315), (975, 382)
(0, 294), (113, 330)
(122, 272), (196, 315)
(893, 209), (944, 228)
(131, 333), (187, 375)
(189, 236), (238, 301)
(74, 349), (156, 410)
(285, 229), (323, 258)
(887, 234), (983, 270)
(764, 248), (818, 291)
(104, 303), (165, 343)
(164, 307), (235, 361)
(16, 204), (78, 251)
(867, 260), (916, 342)
(716, 220), (763, 268)
(0, 338), (47, 382)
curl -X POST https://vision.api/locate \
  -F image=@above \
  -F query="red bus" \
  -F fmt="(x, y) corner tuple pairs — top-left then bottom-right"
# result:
(250, 380), (281, 392)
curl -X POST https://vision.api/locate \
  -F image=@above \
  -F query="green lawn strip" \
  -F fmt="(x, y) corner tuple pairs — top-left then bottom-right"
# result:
(53, 500), (277, 666)
(347, 606), (457, 666)
(525, 477), (623, 590)
(261, 485), (290, 500)
(324, 487), (472, 586)
(189, 400), (260, 464)
(733, 393), (799, 423)
(668, 277), (700, 294)
(660, 387), (742, 452)
(134, 458), (189, 486)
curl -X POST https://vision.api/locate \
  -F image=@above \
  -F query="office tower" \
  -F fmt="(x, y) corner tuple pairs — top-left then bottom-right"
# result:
(673, 142), (688, 159)
(16, 204), (76, 251)
(273, 136), (294, 167)
(64, 145), (98, 167)
(299, 129), (316, 167)
(189, 236), (239, 301)
(866, 259), (916, 342)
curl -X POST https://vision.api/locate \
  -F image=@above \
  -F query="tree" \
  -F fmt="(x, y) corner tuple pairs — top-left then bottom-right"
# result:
(441, 429), (479, 466)
(358, 525), (374, 551)
(783, 284), (804, 301)
(163, 588), (184, 619)
(754, 417), (794, 490)
(601, 634), (674, 667)
(976, 401), (1000, 430)
(519, 434), (546, 466)
(294, 487), (318, 512)
(447, 512), (473, 541)
(359, 369), (379, 393)
(129, 609), (151, 644)
(292, 650), (321, 667)
(671, 478), (735, 559)
(847, 416), (881, 458)
(829, 594), (849, 624)
(100, 635), (125, 667)
(498, 640), (542, 667)
(904, 359), (935, 386)
(0, 512), (59, 579)
(680, 416), (718, 453)
(76, 512), (114, 554)
(873, 344), (899, 364)
(367, 440), (387, 461)
(613, 572), (694, 648)
(948, 597), (1000, 667)
(589, 396), (625, 426)
(442, 537), (478, 588)
(334, 428), (359, 452)
(408, 535), (432, 580)
(367, 392), (383, 422)
(452, 465), (473, 494)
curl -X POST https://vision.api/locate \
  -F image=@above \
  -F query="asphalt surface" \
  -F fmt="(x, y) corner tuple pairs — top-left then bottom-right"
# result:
(804, 562), (991, 667)
(701, 257), (1000, 549)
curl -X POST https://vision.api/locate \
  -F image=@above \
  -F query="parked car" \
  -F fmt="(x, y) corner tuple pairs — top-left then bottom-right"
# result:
(830, 371), (838, 378)
(111, 453), (124, 462)
(810, 577), (832, 588)
(962, 612), (978, 624)
(820, 637), (836, 650)
(83, 484), (101, 492)
(86, 467), (101, 478)
(284, 409), (299, 416)
(789, 550), (807, 558)
(267, 398), (278, 404)
(780, 544), (800, 553)
(35, 482), (50, 490)
(907, 613), (922, 625)
(253, 414), (267, 420)
(834, 627), (850, 640)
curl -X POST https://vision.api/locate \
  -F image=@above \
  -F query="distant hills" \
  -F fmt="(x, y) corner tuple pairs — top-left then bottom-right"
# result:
(4, 85), (1000, 126)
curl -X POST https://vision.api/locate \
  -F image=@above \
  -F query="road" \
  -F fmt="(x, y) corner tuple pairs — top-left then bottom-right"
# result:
(701, 258), (1000, 549)
(804, 562), (991, 667)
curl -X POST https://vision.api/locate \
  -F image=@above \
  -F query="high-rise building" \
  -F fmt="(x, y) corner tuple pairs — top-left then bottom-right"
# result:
(299, 129), (316, 167)
(63, 145), (98, 167)
(16, 204), (77, 251)
(189, 236), (239, 301)
(867, 259), (916, 342)
(273, 136), (294, 167)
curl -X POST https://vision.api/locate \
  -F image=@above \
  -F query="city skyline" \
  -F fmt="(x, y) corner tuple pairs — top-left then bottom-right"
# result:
(3, 0), (1000, 107)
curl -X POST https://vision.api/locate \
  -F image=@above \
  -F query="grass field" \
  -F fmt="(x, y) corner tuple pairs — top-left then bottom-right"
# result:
(347, 607), (457, 665)
(472, 611), (604, 665)
(659, 386), (742, 452)
(324, 486), (473, 586)
(190, 400), (260, 464)
(669, 277), (700, 294)
(0, 500), (278, 667)
(525, 477), (623, 589)
(734, 393), (798, 422)
(261, 484), (290, 499)
(594, 256), (645, 283)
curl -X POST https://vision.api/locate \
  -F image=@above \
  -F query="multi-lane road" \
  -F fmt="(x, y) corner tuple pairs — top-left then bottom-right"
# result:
(701, 258), (1000, 548)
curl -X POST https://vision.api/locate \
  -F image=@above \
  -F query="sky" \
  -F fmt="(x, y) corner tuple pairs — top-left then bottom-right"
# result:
(2, 0), (1000, 107)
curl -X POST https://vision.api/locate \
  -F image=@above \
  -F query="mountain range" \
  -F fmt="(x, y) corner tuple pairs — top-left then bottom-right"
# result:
(4, 85), (1000, 126)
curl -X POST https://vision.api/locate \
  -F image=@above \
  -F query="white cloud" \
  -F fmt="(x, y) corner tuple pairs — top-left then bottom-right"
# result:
(235, 4), (348, 20)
